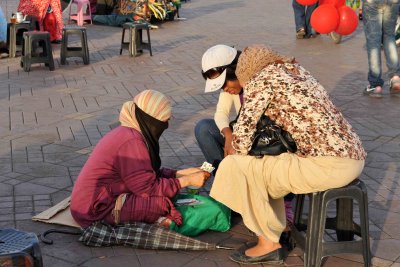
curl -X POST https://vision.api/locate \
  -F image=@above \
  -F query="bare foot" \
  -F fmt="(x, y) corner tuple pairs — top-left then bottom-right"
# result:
(245, 236), (282, 257)
(156, 217), (172, 228)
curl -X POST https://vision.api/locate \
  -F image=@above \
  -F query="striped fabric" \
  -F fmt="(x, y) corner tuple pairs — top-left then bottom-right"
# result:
(119, 90), (171, 130)
(79, 221), (216, 251)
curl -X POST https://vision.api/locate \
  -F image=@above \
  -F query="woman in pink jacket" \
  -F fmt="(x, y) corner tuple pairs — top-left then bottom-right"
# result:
(71, 90), (210, 228)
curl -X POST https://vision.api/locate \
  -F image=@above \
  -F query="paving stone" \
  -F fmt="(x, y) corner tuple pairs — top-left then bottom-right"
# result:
(33, 194), (51, 200)
(371, 257), (393, 267)
(0, 183), (13, 196)
(81, 255), (141, 267)
(15, 212), (34, 220)
(370, 239), (400, 262)
(14, 181), (60, 195)
(138, 251), (194, 267)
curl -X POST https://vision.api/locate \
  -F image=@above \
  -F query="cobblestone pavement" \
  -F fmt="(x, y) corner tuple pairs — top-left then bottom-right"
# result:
(1, 0), (400, 266)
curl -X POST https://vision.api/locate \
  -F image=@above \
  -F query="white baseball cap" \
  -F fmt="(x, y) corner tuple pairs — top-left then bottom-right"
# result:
(201, 45), (237, 93)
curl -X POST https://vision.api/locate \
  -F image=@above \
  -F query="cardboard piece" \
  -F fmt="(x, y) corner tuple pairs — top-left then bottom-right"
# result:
(32, 196), (81, 229)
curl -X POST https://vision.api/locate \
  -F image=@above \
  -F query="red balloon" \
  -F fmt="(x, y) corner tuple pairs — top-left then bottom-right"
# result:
(296, 0), (318, 6)
(319, 0), (345, 8)
(311, 4), (339, 34)
(335, 0), (346, 8)
(335, 6), (359, 35)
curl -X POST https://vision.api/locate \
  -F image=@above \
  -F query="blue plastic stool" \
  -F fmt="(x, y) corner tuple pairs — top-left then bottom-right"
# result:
(0, 228), (43, 267)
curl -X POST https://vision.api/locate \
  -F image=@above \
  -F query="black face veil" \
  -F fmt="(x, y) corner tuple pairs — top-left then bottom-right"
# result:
(135, 105), (169, 172)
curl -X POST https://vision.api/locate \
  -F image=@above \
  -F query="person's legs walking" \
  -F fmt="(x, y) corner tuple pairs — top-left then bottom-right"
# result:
(382, 3), (400, 89)
(363, 1), (385, 95)
(292, 0), (306, 38)
(194, 119), (225, 164)
(305, 2), (318, 37)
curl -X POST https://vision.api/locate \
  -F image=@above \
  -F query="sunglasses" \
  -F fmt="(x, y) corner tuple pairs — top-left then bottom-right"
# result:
(201, 64), (231, 80)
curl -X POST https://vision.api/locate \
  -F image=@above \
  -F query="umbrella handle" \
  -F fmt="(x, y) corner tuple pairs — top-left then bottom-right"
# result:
(216, 245), (235, 250)
(40, 228), (82, 245)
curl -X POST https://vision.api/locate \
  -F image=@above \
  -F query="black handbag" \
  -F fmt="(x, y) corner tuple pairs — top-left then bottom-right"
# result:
(229, 109), (297, 157)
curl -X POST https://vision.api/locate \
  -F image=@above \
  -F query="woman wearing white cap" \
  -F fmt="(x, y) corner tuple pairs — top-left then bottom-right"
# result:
(194, 44), (242, 164)
(195, 44), (296, 249)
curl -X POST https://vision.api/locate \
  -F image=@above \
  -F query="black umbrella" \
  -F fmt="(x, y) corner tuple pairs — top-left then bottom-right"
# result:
(73, 221), (232, 251)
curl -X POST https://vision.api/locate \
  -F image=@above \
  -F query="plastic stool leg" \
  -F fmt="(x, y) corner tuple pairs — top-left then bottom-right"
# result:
(9, 26), (17, 58)
(146, 27), (152, 56)
(120, 28), (126, 55)
(22, 35), (31, 72)
(129, 28), (136, 57)
(77, 3), (84, 26)
(31, 242), (43, 267)
(359, 182), (371, 267)
(68, 3), (73, 24)
(82, 30), (90, 64)
(61, 30), (67, 65)
(336, 198), (355, 241)
(304, 193), (321, 267)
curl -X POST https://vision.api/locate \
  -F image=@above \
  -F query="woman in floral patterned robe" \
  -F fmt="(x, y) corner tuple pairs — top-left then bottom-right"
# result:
(210, 44), (366, 265)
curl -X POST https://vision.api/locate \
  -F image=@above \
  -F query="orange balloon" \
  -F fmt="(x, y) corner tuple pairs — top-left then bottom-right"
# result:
(311, 4), (339, 34)
(335, 6), (358, 35)
(296, 0), (318, 5)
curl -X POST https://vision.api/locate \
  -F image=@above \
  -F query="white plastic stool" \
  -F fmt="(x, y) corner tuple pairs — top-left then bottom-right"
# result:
(68, 0), (92, 26)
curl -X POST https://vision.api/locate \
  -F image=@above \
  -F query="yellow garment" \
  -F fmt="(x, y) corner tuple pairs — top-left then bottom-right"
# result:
(210, 153), (364, 242)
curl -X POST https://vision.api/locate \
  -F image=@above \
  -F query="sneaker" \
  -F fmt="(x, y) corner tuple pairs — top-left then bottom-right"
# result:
(296, 28), (306, 39)
(390, 77), (400, 95)
(363, 85), (383, 97)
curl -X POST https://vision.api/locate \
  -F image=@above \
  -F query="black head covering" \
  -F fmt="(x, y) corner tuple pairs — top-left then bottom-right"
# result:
(135, 105), (169, 172)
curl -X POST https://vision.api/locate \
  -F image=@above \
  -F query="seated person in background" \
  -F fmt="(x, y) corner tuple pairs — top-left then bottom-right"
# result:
(0, 6), (6, 45)
(71, 90), (210, 229)
(210, 44), (366, 265)
(195, 44), (296, 230)
(0, 6), (7, 58)
(18, 0), (63, 42)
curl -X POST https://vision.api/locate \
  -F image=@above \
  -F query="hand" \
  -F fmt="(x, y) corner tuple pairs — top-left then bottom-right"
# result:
(178, 171), (211, 188)
(224, 141), (236, 157)
(176, 167), (201, 178)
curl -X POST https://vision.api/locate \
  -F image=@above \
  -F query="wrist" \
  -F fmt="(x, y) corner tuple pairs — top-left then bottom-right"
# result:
(177, 177), (189, 188)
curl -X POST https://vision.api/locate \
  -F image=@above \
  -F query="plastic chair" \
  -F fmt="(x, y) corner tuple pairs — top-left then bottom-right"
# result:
(291, 179), (371, 267)
(68, 0), (93, 27)
(60, 26), (90, 65)
(20, 31), (55, 72)
(0, 228), (43, 267)
(120, 22), (152, 57)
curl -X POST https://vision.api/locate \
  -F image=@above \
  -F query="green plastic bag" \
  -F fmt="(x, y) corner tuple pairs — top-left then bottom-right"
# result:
(170, 194), (231, 237)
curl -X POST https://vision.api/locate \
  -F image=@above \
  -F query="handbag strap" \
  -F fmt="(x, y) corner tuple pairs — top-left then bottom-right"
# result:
(274, 127), (296, 153)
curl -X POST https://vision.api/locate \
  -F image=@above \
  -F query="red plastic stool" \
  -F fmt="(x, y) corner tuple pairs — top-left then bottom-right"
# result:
(68, 0), (92, 26)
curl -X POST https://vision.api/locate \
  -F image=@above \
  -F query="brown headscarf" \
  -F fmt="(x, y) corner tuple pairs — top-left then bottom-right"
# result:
(235, 44), (295, 87)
